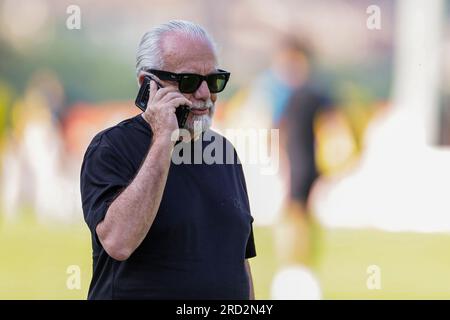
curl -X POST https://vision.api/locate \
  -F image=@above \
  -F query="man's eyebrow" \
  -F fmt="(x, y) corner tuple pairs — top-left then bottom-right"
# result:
(177, 70), (197, 74)
(177, 68), (218, 74)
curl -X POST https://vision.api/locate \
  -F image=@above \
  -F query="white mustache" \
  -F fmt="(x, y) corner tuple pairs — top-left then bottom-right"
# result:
(190, 100), (214, 111)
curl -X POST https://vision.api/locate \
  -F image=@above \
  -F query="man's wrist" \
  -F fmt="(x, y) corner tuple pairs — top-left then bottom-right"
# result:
(152, 133), (176, 152)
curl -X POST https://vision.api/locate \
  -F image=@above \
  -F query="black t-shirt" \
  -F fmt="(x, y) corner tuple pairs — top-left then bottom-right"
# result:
(80, 114), (256, 300)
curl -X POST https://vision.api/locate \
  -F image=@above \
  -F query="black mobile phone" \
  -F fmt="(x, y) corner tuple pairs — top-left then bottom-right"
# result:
(134, 75), (190, 128)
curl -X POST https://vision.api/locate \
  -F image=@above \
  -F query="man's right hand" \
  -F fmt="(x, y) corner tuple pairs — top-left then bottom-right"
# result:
(142, 80), (192, 143)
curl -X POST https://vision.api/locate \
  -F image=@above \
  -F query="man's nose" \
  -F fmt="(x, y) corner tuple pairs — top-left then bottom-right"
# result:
(193, 80), (211, 101)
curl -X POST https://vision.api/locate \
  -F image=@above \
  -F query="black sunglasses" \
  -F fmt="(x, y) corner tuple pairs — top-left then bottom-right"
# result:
(144, 69), (230, 94)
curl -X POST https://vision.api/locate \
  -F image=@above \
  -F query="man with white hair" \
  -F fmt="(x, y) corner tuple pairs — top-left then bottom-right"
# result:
(80, 20), (256, 299)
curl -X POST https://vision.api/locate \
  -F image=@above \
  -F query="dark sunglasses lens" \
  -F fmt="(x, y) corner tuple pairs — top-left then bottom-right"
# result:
(179, 75), (201, 93)
(207, 75), (227, 93)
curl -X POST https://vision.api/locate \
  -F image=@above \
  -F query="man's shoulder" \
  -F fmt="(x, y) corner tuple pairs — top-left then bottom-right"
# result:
(89, 115), (147, 148)
(83, 115), (149, 161)
(205, 128), (231, 143)
(204, 129), (237, 150)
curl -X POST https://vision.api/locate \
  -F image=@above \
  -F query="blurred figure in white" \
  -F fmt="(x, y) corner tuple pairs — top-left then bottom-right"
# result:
(1, 70), (79, 223)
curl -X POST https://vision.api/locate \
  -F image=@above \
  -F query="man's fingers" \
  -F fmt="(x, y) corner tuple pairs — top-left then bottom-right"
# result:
(157, 91), (193, 108)
(169, 97), (193, 109)
(148, 80), (157, 105)
(154, 85), (178, 101)
(147, 82), (192, 114)
(160, 91), (188, 103)
(159, 91), (180, 103)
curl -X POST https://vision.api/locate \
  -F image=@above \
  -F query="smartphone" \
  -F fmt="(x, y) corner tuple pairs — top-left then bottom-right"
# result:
(134, 76), (190, 128)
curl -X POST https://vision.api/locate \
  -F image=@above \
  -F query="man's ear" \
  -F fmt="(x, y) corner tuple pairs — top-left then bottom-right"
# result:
(137, 72), (146, 87)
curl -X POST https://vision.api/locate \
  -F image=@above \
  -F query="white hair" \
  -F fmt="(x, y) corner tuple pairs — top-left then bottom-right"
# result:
(136, 20), (218, 76)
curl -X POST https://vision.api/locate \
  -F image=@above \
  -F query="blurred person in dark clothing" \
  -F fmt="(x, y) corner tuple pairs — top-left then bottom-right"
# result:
(274, 37), (334, 295)
(285, 85), (333, 209)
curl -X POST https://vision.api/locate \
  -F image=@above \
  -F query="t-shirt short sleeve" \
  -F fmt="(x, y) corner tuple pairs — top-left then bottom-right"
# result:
(80, 135), (133, 239)
(245, 226), (256, 259)
(235, 153), (257, 260)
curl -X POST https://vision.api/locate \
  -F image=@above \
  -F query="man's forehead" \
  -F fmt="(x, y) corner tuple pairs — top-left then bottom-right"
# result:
(161, 32), (217, 73)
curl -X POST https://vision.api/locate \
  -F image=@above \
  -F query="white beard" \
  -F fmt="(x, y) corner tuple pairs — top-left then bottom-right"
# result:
(184, 98), (215, 138)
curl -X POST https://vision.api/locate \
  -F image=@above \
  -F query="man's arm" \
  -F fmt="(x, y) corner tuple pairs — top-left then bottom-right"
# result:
(96, 136), (173, 261)
(96, 80), (192, 261)
(245, 260), (255, 300)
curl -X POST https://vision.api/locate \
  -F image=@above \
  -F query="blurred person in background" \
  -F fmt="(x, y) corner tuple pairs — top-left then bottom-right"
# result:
(272, 36), (335, 299)
(223, 34), (334, 298)
(220, 35), (316, 227)
(0, 70), (70, 222)
(80, 20), (256, 300)
(223, 35), (310, 130)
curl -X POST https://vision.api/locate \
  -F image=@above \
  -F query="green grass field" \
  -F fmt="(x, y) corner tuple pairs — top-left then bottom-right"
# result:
(2, 214), (450, 299)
